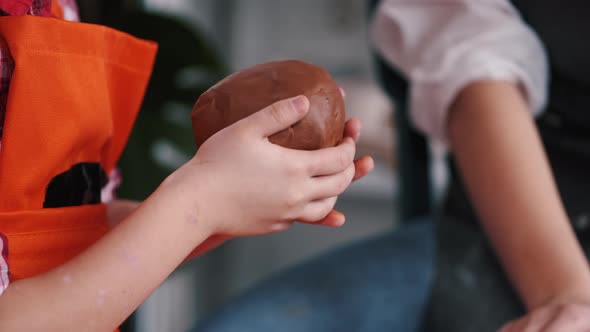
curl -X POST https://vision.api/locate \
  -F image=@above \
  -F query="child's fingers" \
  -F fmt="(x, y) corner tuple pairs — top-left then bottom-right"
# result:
(270, 221), (294, 233)
(299, 209), (346, 227)
(309, 163), (355, 200)
(343, 117), (361, 142)
(297, 196), (338, 223)
(243, 95), (309, 137)
(319, 209), (346, 227)
(353, 156), (375, 182)
(300, 137), (355, 176)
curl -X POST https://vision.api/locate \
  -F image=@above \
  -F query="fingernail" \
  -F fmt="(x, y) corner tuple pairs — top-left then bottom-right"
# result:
(290, 95), (308, 113)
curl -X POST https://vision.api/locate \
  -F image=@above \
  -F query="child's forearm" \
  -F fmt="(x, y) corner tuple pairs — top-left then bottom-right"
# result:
(0, 175), (213, 331)
(448, 81), (590, 309)
(107, 199), (140, 228)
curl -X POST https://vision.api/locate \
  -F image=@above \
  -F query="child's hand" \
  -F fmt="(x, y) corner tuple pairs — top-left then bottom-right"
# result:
(302, 117), (375, 227)
(174, 95), (356, 237)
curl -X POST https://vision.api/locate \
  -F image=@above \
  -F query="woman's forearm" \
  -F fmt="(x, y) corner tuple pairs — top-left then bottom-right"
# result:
(448, 81), (590, 309)
(0, 179), (212, 331)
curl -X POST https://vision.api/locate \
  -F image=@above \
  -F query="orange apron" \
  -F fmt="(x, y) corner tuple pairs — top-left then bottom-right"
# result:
(0, 12), (156, 320)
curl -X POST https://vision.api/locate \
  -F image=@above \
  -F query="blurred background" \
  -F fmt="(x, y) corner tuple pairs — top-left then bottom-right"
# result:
(81, 1), (418, 331)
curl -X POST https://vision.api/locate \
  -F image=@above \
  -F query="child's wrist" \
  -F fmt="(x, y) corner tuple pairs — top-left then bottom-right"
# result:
(155, 165), (217, 241)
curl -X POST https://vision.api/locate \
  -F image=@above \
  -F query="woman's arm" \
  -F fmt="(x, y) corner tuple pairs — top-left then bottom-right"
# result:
(448, 81), (590, 309)
(499, 302), (590, 331)
(371, 0), (589, 310)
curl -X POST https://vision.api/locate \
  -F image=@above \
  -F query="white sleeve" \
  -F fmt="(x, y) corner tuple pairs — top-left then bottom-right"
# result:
(370, 0), (549, 145)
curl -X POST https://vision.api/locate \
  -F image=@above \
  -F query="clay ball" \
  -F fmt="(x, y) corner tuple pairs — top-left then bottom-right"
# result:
(191, 60), (346, 150)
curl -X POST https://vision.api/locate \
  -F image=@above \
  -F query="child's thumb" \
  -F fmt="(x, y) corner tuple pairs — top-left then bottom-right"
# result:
(245, 95), (309, 137)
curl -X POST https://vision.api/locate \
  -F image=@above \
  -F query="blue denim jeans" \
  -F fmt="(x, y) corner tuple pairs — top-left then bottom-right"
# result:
(191, 220), (434, 332)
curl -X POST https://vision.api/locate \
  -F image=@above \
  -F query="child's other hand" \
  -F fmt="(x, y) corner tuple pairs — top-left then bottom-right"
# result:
(342, 117), (374, 182)
(338, 87), (374, 182)
(181, 95), (356, 236)
(310, 88), (374, 227)
(305, 117), (375, 227)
